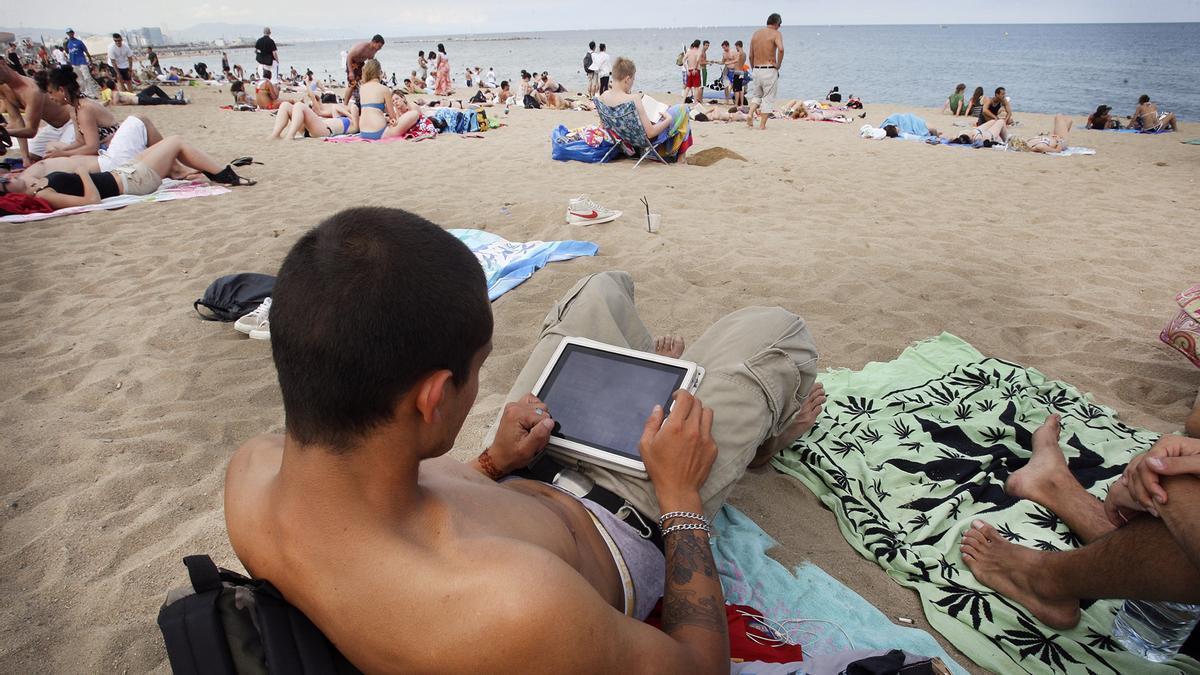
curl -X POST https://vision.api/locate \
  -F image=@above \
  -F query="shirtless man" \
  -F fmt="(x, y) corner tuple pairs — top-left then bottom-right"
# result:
(1130, 94), (1178, 133)
(224, 208), (823, 673)
(731, 41), (747, 107)
(978, 86), (1013, 126)
(683, 40), (702, 103)
(0, 62), (76, 164)
(346, 35), (385, 96)
(747, 14), (784, 130)
(961, 412), (1200, 630)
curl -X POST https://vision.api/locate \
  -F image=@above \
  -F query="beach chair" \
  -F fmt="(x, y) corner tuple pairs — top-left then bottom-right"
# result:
(593, 98), (669, 168)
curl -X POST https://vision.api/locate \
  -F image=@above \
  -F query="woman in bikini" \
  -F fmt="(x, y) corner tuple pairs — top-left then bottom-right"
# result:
(268, 100), (359, 140)
(1, 135), (255, 209)
(1012, 114), (1072, 154)
(39, 66), (123, 160)
(942, 118), (1009, 146)
(1130, 95), (1178, 133)
(357, 60), (421, 140)
(255, 78), (281, 110)
(965, 86), (985, 121)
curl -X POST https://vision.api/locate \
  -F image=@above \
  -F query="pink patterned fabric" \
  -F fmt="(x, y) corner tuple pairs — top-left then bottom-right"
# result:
(1160, 284), (1200, 369)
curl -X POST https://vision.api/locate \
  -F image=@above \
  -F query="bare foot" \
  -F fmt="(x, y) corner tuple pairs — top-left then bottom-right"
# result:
(653, 335), (685, 359)
(961, 521), (1080, 629)
(1006, 414), (1073, 502)
(750, 382), (826, 468)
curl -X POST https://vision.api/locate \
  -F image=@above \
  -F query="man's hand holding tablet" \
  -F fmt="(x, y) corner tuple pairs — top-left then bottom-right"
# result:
(638, 390), (718, 510)
(475, 394), (556, 479)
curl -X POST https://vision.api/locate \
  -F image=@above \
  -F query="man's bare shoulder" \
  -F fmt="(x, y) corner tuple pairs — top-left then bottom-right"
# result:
(227, 433), (284, 481)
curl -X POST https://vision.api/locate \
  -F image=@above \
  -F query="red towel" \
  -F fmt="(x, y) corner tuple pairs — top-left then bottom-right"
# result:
(0, 193), (54, 215)
(645, 600), (805, 663)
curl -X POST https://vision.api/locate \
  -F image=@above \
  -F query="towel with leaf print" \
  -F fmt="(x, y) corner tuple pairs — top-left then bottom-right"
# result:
(772, 333), (1199, 674)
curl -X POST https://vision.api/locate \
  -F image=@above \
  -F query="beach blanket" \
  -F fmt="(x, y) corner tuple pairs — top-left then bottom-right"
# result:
(0, 179), (231, 224)
(772, 333), (1200, 674)
(1182, 139), (1200, 145)
(1040, 147), (1096, 157)
(713, 505), (968, 674)
(448, 229), (598, 301)
(1085, 128), (1172, 134)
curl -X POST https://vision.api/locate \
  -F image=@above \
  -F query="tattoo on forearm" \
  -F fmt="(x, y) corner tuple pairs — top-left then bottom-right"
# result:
(663, 531), (724, 634)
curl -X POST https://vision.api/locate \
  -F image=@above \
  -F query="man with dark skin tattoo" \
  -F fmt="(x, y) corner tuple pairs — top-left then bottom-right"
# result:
(225, 208), (822, 672)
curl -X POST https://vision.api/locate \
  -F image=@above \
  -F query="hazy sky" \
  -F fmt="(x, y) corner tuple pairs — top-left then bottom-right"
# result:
(7, 0), (1200, 36)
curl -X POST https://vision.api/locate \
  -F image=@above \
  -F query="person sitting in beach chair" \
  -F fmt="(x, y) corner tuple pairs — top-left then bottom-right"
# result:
(223, 207), (824, 673)
(595, 57), (692, 164)
(961, 406), (1200, 631)
(1129, 94), (1177, 133)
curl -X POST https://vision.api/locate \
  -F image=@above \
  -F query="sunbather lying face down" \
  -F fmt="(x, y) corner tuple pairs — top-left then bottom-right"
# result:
(223, 208), (825, 673)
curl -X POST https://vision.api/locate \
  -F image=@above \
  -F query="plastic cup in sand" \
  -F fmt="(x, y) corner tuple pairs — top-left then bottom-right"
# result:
(647, 213), (661, 234)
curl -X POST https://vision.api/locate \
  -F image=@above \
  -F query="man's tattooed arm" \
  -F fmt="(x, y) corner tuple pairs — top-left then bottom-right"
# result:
(661, 525), (729, 669)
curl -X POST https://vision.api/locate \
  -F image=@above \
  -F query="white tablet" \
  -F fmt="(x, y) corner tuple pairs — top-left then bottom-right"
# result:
(531, 337), (705, 478)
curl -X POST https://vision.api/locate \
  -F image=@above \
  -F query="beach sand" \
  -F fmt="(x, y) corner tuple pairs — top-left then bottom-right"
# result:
(2, 85), (1198, 672)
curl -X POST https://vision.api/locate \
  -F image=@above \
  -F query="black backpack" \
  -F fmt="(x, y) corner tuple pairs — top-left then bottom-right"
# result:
(158, 555), (361, 674)
(583, 52), (593, 72)
(194, 273), (274, 322)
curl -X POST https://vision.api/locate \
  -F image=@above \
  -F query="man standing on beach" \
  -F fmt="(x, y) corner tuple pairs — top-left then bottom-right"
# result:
(584, 41), (598, 96)
(64, 29), (99, 98)
(747, 14), (784, 130)
(107, 34), (135, 93)
(731, 40), (747, 107)
(683, 40), (702, 102)
(254, 28), (277, 81)
(595, 43), (612, 94)
(147, 46), (161, 76)
(699, 40), (711, 93)
(346, 35), (385, 92)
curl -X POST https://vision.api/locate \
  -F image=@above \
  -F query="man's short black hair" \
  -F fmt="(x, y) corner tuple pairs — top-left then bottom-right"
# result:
(372, 34), (385, 44)
(1138, 94), (1150, 104)
(884, 124), (899, 138)
(995, 87), (1005, 95)
(589, 41), (596, 50)
(767, 13), (782, 26)
(271, 208), (493, 451)
(735, 40), (743, 47)
(703, 40), (710, 45)
(112, 33), (122, 40)
(721, 40), (729, 47)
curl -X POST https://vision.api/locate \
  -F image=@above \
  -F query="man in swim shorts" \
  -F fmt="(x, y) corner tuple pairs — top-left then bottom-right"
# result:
(747, 14), (784, 130)
(224, 207), (824, 672)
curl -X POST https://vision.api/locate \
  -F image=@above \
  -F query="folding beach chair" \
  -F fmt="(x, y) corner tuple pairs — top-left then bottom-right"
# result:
(593, 97), (670, 168)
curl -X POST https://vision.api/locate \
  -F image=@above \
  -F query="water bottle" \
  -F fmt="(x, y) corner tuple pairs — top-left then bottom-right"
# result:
(1112, 599), (1200, 662)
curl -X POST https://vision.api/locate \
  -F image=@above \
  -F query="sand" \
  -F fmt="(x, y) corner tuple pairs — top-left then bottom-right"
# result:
(2, 85), (1198, 673)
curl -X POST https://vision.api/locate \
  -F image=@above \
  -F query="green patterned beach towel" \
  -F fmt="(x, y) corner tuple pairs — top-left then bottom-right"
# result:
(773, 333), (1199, 674)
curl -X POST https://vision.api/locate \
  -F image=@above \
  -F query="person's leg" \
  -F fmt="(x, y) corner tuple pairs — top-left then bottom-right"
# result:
(962, 474), (1200, 630)
(1052, 114), (1072, 139)
(269, 101), (295, 139)
(1004, 414), (1115, 543)
(299, 104), (333, 138)
(135, 135), (224, 176)
(382, 109), (421, 138)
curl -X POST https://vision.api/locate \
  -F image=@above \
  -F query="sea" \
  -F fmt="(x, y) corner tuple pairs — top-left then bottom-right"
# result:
(158, 23), (1200, 120)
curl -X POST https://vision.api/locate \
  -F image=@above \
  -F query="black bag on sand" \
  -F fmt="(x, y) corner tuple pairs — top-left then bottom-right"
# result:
(158, 555), (361, 674)
(195, 273), (275, 322)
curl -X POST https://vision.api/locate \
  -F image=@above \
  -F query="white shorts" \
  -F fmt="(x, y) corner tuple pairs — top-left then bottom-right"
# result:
(748, 67), (780, 112)
(28, 121), (76, 158)
(97, 116), (149, 172)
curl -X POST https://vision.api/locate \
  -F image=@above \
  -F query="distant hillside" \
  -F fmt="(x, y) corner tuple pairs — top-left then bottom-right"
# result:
(172, 23), (354, 43)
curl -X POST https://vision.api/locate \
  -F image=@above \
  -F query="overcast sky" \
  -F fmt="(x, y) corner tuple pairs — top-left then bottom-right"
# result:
(7, 0), (1200, 37)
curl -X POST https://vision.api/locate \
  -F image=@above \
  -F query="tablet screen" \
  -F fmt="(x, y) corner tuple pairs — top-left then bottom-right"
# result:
(538, 343), (688, 460)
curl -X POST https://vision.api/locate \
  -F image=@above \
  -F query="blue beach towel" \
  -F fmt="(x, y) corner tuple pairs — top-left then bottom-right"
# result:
(1084, 127), (1171, 134)
(880, 113), (933, 140)
(713, 505), (968, 674)
(449, 229), (598, 300)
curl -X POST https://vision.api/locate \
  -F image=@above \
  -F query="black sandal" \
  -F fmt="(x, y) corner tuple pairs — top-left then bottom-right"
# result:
(204, 165), (257, 187)
(230, 156), (261, 167)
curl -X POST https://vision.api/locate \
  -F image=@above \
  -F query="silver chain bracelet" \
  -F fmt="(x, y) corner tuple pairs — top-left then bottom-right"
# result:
(661, 522), (712, 537)
(658, 511), (708, 528)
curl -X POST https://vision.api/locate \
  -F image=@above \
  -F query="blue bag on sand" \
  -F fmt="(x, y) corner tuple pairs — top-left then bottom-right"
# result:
(550, 125), (615, 163)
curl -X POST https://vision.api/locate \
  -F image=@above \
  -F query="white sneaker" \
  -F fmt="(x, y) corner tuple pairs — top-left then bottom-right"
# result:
(235, 297), (271, 334)
(249, 320), (270, 341)
(565, 196), (621, 226)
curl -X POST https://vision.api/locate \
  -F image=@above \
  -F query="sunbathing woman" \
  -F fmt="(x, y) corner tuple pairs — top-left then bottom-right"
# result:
(688, 103), (748, 122)
(1011, 114), (1072, 153)
(941, 118), (1009, 146)
(268, 101), (359, 140)
(1, 135), (255, 209)
(1130, 95), (1178, 133)
(777, 100), (853, 123)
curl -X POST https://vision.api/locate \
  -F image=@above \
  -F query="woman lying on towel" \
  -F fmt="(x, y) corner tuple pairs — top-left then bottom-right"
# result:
(1009, 114), (1072, 153)
(268, 101), (359, 140)
(939, 118), (1010, 147)
(597, 56), (692, 161)
(0, 135), (255, 209)
(778, 99), (854, 123)
(357, 60), (423, 140)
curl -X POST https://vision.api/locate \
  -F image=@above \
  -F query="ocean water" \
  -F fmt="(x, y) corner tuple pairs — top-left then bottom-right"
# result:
(161, 23), (1200, 120)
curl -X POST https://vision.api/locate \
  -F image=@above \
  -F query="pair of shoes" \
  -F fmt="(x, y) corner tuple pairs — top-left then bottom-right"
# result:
(235, 297), (271, 340)
(565, 196), (621, 226)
